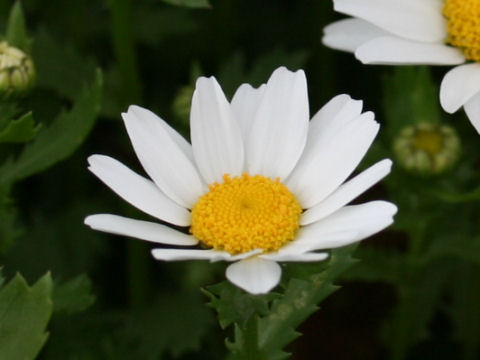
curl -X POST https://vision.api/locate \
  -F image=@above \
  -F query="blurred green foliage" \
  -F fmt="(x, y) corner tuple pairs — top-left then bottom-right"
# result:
(0, 0), (479, 359)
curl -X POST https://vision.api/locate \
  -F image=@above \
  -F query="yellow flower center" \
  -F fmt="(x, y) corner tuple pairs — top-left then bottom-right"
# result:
(190, 173), (302, 254)
(443, 0), (480, 61)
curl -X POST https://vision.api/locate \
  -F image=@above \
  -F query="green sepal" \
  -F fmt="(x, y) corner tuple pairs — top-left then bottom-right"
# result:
(5, 1), (32, 52)
(0, 272), (53, 360)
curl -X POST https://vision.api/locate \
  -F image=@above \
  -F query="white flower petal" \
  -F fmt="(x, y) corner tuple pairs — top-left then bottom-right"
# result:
(129, 105), (194, 162)
(267, 231), (358, 257)
(297, 201), (397, 251)
(231, 83), (266, 140)
(226, 257), (281, 294)
(260, 251), (329, 262)
(84, 214), (197, 245)
(322, 18), (388, 52)
(440, 63), (480, 114)
(246, 67), (309, 180)
(307, 94), (363, 145)
(191, 76), (244, 184)
(301, 159), (392, 225)
(287, 111), (379, 208)
(151, 248), (232, 261)
(334, 0), (446, 43)
(122, 106), (206, 209)
(464, 91), (480, 134)
(87, 155), (190, 226)
(355, 36), (466, 65)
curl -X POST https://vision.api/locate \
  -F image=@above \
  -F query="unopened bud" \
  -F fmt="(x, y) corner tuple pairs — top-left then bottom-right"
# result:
(393, 123), (460, 175)
(0, 41), (35, 97)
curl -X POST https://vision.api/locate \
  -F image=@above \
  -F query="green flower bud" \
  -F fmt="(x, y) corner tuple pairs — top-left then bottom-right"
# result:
(393, 123), (461, 176)
(172, 85), (194, 125)
(0, 41), (35, 97)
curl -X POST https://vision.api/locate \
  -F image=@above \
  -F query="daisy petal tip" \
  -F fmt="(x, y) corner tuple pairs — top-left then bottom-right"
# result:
(226, 258), (282, 295)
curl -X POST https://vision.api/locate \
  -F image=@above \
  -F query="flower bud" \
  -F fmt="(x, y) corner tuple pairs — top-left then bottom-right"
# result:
(0, 41), (35, 97)
(393, 123), (460, 175)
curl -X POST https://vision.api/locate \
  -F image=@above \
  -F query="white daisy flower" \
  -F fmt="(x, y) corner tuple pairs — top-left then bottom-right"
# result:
(322, 0), (480, 133)
(84, 67), (397, 295)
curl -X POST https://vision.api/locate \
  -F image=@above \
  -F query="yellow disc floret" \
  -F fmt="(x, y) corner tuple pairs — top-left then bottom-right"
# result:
(443, 0), (480, 61)
(190, 173), (302, 254)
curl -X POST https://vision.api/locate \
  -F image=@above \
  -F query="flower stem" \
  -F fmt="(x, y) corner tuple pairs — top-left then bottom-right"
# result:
(108, 0), (142, 104)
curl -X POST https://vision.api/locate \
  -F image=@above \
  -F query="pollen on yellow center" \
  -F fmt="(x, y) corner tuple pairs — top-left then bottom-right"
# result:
(443, 0), (480, 61)
(190, 173), (302, 255)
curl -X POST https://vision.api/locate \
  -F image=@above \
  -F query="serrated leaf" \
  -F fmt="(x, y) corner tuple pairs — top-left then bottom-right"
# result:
(0, 112), (39, 143)
(203, 282), (279, 329)
(53, 274), (95, 314)
(0, 272), (53, 360)
(256, 246), (357, 359)
(223, 246), (357, 360)
(0, 70), (102, 184)
(160, 0), (211, 9)
(5, 1), (31, 52)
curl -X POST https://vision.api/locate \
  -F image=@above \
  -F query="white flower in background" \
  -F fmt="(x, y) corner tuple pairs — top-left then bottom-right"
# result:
(322, 0), (480, 133)
(84, 67), (397, 294)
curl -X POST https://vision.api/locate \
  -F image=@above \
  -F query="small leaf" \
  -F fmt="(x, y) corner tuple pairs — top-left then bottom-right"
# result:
(203, 282), (279, 329)
(0, 272), (53, 360)
(52, 274), (96, 314)
(5, 1), (31, 52)
(0, 69), (103, 184)
(0, 112), (39, 143)
(160, 0), (211, 9)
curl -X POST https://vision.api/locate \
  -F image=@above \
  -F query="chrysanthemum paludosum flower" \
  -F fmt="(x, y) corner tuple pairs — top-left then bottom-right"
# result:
(323, 0), (480, 133)
(85, 67), (397, 294)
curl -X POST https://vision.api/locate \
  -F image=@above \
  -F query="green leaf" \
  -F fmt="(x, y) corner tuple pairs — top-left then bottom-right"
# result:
(0, 112), (39, 143)
(0, 272), (53, 360)
(0, 69), (103, 184)
(5, 1), (31, 51)
(203, 282), (279, 329)
(217, 246), (357, 360)
(53, 274), (96, 314)
(257, 246), (357, 359)
(160, 0), (211, 8)
(33, 30), (98, 100)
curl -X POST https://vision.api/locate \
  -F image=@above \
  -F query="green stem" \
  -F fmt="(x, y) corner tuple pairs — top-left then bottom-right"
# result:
(109, 0), (142, 104)
(389, 225), (426, 360)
